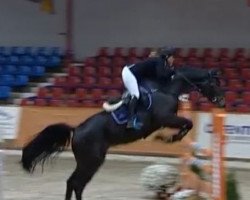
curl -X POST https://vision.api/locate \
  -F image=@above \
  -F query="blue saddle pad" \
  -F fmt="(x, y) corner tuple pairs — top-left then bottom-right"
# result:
(111, 104), (129, 125)
(111, 87), (153, 125)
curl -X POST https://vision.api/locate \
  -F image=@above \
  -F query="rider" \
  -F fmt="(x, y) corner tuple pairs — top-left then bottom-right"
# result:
(121, 47), (177, 129)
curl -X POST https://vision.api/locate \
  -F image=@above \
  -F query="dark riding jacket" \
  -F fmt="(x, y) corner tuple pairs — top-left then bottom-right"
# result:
(128, 57), (174, 83)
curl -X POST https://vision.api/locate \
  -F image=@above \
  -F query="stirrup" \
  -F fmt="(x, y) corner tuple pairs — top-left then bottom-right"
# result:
(127, 116), (143, 130)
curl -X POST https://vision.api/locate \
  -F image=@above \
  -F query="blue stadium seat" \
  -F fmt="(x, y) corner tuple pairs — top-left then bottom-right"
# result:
(10, 46), (29, 56)
(20, 55), (35, 66)
(23, 46), (33, 56)
(50, 47), (64, 57)
(35, 47), (47, 56)
(7, 55), (20, 65)
(46, 55), (61, 67)
(0, 86), (11, 99)
(0, 47), (11, 56)
(0, 47), (6, 55)
(14, 75), (29, 86)
(4, 65), (17, 74)
(0, 55), (7, 65)
(31, 66), (45, 76)
(35, 55), (47, 66)
(0, 74), (15, 86)
(10, 46), (19, 55)
(17, 65), (32, 75)
(0, 66), (3, 74)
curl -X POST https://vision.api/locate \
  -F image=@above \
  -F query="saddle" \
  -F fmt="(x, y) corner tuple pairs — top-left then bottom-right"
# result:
(105, 87), (153, 125)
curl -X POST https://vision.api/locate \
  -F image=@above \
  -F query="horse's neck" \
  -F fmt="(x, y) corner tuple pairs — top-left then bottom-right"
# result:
(165, 79), (186, 97)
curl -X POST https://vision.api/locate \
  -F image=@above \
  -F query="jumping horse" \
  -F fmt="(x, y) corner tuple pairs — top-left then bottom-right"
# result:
(21, 66), (225, 200)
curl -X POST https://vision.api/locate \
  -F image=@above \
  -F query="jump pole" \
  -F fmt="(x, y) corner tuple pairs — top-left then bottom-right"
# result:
(212, 108), (226, 200)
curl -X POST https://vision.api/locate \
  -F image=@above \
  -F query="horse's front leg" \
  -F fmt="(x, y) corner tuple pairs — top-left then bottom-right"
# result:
(155, 114), (193, 143)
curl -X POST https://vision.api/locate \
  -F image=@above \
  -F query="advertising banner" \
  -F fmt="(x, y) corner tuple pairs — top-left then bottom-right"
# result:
(0, 106), (21, 140)
(196, 112), (250, 159)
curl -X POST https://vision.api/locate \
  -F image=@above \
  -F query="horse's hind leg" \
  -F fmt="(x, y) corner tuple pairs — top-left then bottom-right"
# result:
(65, 142), (107, 200)
(65, 169), (77, 200)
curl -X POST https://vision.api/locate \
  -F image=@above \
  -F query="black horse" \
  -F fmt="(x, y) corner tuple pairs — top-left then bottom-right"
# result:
(21, 66), (225, 200)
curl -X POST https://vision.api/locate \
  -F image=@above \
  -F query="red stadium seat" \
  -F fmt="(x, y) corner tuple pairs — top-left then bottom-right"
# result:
(233, 48), (247, 60)
(242, 92), (250, 105)
(98, 77), (112, 86)
(128, 47), (139, 58)
(51, 87), (65, 99)
(75, 88), (88, 99)
(97, 56), (111, 66)
(37, 87), (50, 98)
(175, 48), (184, 58)
(84, 57), (96, 66)
(237, 61), (250, 69)
(223, 68), (238, 79)
(225, 102), (235, 112)
(98, 66), (112, 77)
(20, 99), (35, 106)
(235, 104), (250, 113)
(68, 76), (82, 85)
(219, 60), (234, 68)
(218, 48), (230, 59)
(186, 48), (198, 58)
(240, 68), (250, 80)
(106, 89), (121, 98)
(68, 65), (81, 76)
(202, 48), (215, 59)
(49, 99), (65, 107)
(140, 47), (152, 58)
(34, 98), (48, 106)
(204, 60), (219, 69)
(83, 66), (96, 76)
(113, 47), (125, 57)
(227, 79), (243, 91)
(54, 76), (67, 85)
(245, 80), (250, 91)
(90, 88), (104, 100)
(83, 76), (96, 85)
(127, 56), (139, 64)
(112, 66), (122, 76)
(198, 102), (213, 112)
(225, 91), (238, 104)
(112, 56), (126, 68)
(97, 47), (109, 57)
(112, 77), (123, 88)
(173, 57), (185, 67)
(66, 99), (80, 107)
(81, 100), (97, 107)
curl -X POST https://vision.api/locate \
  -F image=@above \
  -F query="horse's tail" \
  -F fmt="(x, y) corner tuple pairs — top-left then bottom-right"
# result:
(21, 123), (74, 173)
(102, 100), (123, 112)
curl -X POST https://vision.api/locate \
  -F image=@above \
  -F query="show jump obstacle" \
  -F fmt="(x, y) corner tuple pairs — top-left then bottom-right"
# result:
(178, 98), (226, 200)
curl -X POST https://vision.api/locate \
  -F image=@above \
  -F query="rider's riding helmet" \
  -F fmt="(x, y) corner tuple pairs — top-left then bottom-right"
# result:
(159, 47), (177, 59)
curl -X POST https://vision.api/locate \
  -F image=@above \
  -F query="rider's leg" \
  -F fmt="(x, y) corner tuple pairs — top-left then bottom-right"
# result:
(121, 66), (140, 128)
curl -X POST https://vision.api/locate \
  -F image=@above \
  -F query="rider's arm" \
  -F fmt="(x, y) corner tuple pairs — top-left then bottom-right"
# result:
(155, 59), (175, 80)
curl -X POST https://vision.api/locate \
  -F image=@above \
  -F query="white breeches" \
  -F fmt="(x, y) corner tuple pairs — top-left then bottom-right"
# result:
(121, 66), (140, 99)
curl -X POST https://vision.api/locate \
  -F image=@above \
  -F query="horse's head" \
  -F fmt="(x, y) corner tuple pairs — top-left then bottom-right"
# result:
(174, 67), (225, 108)
(197, 69), (225, 108)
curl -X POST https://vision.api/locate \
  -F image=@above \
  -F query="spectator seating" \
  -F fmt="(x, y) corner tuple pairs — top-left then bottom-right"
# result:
(19, 47), (250, 112)
(0, 46), (64, 100)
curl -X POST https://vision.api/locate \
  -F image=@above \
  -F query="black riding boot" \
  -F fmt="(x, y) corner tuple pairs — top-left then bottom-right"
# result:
(126, 96), (139, 129)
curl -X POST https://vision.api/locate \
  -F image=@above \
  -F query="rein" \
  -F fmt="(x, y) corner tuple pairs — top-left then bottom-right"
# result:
(175, 71), (202, 93)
